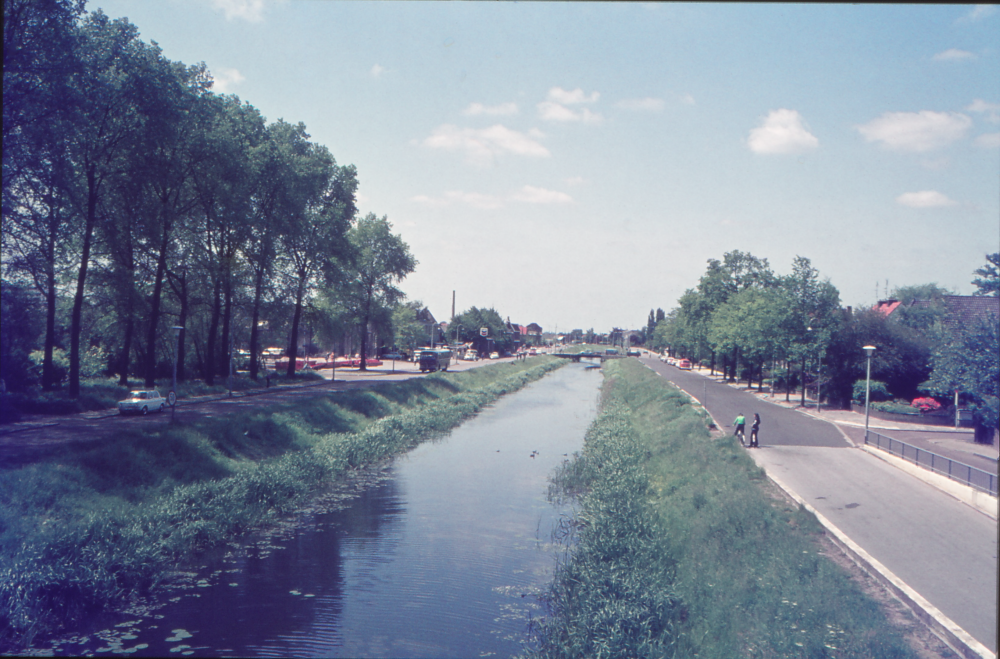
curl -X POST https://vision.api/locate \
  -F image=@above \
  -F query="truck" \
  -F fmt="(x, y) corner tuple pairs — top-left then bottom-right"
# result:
(418, 348), (453, 372)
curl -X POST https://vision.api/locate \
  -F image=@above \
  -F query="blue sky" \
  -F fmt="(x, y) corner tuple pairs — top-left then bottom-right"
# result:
(92, 1), (1000, 333)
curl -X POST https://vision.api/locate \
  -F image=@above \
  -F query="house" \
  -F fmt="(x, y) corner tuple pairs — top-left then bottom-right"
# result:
(878, 295), (1000, 332)
(873, 299), (902, 316)
(416, 307), (443, 346)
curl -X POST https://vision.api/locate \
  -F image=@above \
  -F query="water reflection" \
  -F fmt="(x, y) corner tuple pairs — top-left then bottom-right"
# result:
(40, 363), (600, 658)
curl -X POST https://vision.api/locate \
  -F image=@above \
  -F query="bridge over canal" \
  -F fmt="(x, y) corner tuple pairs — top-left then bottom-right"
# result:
(552, 351), (627, 362)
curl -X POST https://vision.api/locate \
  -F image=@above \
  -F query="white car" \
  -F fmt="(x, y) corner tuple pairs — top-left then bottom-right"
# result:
(119, 390), (166, 415)
(490, 352), (500, 360)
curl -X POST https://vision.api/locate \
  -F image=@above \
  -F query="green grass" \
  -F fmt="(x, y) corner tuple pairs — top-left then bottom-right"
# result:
(0, 357), (563, 650)
(527, 358), (917, 659)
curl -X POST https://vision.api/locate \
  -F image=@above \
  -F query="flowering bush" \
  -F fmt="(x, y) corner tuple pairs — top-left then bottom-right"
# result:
(911, 397), (942, 413)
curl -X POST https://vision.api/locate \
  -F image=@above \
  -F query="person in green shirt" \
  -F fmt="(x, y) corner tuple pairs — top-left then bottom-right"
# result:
(733, 413), (746, 446)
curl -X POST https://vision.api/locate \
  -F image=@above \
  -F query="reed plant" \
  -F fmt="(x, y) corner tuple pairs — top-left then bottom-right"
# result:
(0, 357), (562, 650)
(529, 359), (917, 659)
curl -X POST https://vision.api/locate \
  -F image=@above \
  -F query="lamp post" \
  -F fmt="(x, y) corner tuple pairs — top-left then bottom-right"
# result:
(808, 326), (822, 413)
(170, 326), (183, 420)
(863, 345), (876, 443)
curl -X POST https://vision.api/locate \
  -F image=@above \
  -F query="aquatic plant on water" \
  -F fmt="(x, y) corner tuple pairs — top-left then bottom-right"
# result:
(0, 359), (563, 650)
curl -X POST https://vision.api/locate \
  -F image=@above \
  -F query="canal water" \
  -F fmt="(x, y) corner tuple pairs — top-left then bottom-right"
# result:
(40, 362), (602, 658)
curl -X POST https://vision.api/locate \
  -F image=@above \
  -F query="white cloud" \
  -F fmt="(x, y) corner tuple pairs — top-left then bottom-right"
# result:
(746, 109), (819, 154)
(538, 87), (603, 124)
(537, 102), (603, 124)
(211, 67), (245, 94)
(463, 102), (518, 116)
(412, 185), (573, 209)
(896, 191), (958, 208)
(932, 48), (976, 61)
(957, 4), (996, 23)
(422, 124), (550, 164)
(546, 87), (600, 105)
(680, 93), (696, 106)
(564, 176), (586, 187)
(370, 64), (385, 78)
(975, 132), (1000, 148)
(212, 0), (266, 22)
(856, 111), (972, 152)
(615, 97), (665, 111)
(967, 99), (1000, 123)
(511, 186), (574, 205)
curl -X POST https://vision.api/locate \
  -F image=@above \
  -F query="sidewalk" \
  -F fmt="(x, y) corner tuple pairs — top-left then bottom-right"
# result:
(685, 366), (999, 473)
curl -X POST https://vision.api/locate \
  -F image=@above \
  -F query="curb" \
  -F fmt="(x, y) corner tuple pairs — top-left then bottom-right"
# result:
(859, 444), (998, 520)
(762, 466), (996, 659)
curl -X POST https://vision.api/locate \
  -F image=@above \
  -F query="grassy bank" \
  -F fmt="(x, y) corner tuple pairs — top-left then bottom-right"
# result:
(0, 357), (562, 650)
(528, 358), (918, 658)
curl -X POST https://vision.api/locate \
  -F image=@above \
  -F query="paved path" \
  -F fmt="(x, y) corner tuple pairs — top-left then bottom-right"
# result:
(640, 356), (998, 654)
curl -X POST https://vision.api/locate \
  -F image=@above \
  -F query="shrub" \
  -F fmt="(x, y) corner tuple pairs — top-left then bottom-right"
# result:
(852, 379), (890, 404)
(910, 397), (942, 413)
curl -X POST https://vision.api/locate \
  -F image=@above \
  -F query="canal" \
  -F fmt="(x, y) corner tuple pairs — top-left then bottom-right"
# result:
(41, 361), (602, 658)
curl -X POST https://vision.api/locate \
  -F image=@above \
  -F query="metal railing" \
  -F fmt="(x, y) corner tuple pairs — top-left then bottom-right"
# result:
(866, 431), (997, 496)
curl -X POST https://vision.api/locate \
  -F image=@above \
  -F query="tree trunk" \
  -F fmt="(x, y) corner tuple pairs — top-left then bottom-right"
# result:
(220, 274), (233, 379)
(144, 222), (171, 387)
(176, 282), (187, 383)
(973, 422), (996, 445)
(204, 278), (221, 385)
(69, 173), (97, 398)
(785, 359), (791, 402)
(167, 268), (189, 382)
(118, 314), (133, 387)
(248, 267), (266, 380)
(800, 355), (807, 407)
(42, 234), (57, 391)
(286, 278), (306, 378)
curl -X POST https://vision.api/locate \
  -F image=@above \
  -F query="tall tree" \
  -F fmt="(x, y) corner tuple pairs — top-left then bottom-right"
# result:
(335, 214), (416, 371)
(62, 12), (156, 396)
(3, 0), (84, 390)
(923, 315), (998, 443)
(972, 253), (999, 297)
(278, 144), (356, 378)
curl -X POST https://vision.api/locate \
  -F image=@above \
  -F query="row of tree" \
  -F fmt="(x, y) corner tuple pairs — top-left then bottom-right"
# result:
(2, 0), (415, 393)
(645, 251), (999, 440)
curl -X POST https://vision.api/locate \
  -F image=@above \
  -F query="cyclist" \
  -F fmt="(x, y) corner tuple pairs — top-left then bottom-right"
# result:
(733, 413), (746, 446)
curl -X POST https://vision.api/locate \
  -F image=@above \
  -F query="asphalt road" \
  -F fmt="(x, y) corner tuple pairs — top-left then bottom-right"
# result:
(641, 355), (998, 653)
(0, 356), (504, 465)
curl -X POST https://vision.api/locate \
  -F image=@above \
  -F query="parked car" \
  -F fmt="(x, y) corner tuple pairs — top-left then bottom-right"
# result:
(382, 352), (405, 361)
(464, 349), (479, 361)
(119, 390), (166, 415)
(676, 359), (692, 370)
(489, 352), (500, 360)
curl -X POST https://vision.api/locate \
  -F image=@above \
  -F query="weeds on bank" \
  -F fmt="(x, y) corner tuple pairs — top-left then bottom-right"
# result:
(0, 358), (561, 650)
(528, 359), (916, 659)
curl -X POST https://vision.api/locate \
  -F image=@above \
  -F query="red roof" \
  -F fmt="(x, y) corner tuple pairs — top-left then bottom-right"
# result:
(873, 299), (902, 316)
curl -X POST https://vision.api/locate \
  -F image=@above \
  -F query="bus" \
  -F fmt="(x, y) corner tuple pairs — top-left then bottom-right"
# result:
(418, 348), (453, 372)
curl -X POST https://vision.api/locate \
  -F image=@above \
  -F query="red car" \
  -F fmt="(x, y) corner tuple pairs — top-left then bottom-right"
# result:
(676, 359), (692, 370)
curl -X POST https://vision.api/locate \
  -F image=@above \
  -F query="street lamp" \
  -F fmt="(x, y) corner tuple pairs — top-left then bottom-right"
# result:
(863, 345), (876, 443)
(808, 326), (822, 413)
(170, 326), (183, 420)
